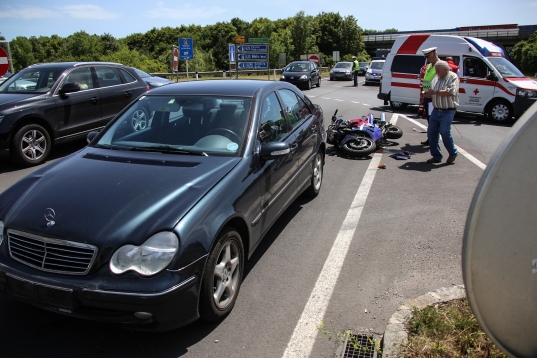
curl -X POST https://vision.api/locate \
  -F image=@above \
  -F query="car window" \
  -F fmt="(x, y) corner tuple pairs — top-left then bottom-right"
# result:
(487, 57), (524, 78)
(335, 63), (352, 68)
(62, 68), (94, 91)
(133, 68), (150, 78)
(96, 95), (251, 157)
(370, 61), (385, 70)
(120, 69), (136, 83)
(95, 67), (122, 87)
(259, 92), (289, 145)
(463, 57), (490, 78)
(278, 89), (311, 129)
(0, 68), (63, 93)
(285, 63), (309, 72)
(391, 55), (425, 74)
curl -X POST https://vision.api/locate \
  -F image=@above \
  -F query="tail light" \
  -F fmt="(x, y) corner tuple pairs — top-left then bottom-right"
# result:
(146, 85), (150, 91)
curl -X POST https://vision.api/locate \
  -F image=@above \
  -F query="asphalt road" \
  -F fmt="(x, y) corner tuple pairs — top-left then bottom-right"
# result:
(0, 77), (512, 357)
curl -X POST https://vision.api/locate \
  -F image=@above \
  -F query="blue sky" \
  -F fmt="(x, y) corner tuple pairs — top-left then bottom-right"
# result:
(1, 0), (536, 41)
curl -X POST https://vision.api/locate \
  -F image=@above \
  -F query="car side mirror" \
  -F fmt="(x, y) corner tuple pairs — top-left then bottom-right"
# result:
(486, 72), (498, 81)
(260, 142), (291, 161)
(59, 82), (80, 97)
(87, 131), (99, 144)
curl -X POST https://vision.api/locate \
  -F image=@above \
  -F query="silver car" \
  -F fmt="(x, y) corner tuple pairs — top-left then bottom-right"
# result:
(329, 62), (353, 81)
(365, 60), (385, 85)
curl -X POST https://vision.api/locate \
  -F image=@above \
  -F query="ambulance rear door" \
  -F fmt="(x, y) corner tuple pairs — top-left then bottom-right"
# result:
(388, 54), (424, 105)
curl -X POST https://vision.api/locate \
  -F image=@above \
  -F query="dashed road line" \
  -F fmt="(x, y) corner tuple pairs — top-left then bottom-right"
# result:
(362, 103), (370, 106)
(282, 153), (383, 358)
(322, 97), (330, 100)
(334, 99), (344, 102)
(401, 114), (487, 170)
(352, 101), (360, 104)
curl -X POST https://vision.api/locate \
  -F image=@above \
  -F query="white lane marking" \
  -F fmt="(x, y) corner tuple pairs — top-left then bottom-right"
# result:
(282, 153), (383, 358)
(352, 101), (360, 104)
(391, 113), (399, 125)
(401, 114), (487, 170)
(334, 99), (344, 102)
(309, 95), (316, 98)
(362, 103), (370, 106)
(322, 97), (330, 100)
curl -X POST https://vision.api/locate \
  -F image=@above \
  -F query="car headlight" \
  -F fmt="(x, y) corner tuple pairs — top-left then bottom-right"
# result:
(300, 75), (308, 79)
(345, 71), (351, 74)
(110, 232), (179, 276)
(517, 89), (537, 98)
(280, 75), (285, 79)
(0, 221), (4, 246)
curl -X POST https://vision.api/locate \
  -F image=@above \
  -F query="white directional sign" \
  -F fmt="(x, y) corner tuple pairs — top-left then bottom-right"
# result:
(238, 62), (268, 69)
(237, 53), (267, 61)
(229, 44), (235, 64)
(237, 45), (268, 52)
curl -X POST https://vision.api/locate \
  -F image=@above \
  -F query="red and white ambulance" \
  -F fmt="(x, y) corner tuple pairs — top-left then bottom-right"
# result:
(378, 35), (537, 122)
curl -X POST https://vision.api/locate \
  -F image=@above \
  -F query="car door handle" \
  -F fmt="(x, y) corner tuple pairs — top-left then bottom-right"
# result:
(124, 91), (132, 98)
(91, 97), (98, 104)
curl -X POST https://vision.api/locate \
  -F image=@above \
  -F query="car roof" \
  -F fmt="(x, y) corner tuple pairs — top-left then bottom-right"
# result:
(288, 61), (313, 64)
(24, 62), (124, 70)
(147, 80), (289, 97)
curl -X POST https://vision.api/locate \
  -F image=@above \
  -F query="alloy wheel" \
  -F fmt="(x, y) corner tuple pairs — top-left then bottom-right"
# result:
(213, 240), (240, 309)
(312, 153), (322, 191)
(20, 129), (47, 161)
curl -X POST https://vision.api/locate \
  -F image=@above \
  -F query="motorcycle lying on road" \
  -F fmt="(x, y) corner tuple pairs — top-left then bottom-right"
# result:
(326, 110), (403, 158)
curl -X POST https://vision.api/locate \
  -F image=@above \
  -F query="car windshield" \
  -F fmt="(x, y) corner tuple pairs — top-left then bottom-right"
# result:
(487, 57), (524, 78)
(286, 63), (309, 72)
(370, 62), (384, 70)
(133, 68), (150, 78)
(95, 95), (251, 157)
(0, 68), (64, 93)
(334, 63), (352, 68)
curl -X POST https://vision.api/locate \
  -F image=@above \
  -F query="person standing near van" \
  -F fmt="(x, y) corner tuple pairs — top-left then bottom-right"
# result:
(420, 47), (439, 146)
(446, 57), (459, 74)
(423, 61), (459, 164)
(352, 56), (359, 86)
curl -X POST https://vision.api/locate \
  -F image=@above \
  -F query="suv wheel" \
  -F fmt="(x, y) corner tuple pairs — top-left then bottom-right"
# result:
(11, 123), (51, 166)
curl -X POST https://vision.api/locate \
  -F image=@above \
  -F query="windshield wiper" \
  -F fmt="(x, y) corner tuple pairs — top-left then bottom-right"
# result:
(130, 145), (208, 156)
(92, 144), (125, 150)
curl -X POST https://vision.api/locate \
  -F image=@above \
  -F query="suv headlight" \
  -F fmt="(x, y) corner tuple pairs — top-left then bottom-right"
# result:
(517, 89), (537, 98)
(110, 232), (179, 276)
(0, 221), (4, 245)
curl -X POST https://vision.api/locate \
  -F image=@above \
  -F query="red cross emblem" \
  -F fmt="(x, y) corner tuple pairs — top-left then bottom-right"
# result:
(473, 88), (480, 95)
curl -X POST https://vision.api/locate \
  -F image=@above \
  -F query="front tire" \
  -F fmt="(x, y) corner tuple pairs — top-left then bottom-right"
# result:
(11, 123), (51, 166)
(385, 125), (403, 139)
(306, 79), (312, 90)
(341, 136), (376, 157)
(199, 227), (244, 322)
(390, 101), (408, 110)
(304, 151), (323, 197)
(316, 77), (321, 87)
(487, 99), (512, 123)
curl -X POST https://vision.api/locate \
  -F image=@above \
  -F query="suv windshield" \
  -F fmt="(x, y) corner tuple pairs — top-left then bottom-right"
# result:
(334, 63), (352, 68)
(95, 95), (251, 157)
(285, 63), (309, 72)
(370, 62), (385, 70)
(0, 68), (64, 93)
(487, 57), (524, 78)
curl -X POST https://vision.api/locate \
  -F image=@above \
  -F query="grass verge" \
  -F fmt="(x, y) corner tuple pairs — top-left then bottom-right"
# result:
(405, 298), (507, 357)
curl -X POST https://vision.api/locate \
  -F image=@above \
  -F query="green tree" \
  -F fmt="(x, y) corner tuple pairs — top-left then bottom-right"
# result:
(203, 22), (237, 70)
(290, 11), (318, 59)
(511, 31), (537, 74)
(315, 12), (344, 56)
(11, 36), (36, 70)
(58, 31), (103, 62)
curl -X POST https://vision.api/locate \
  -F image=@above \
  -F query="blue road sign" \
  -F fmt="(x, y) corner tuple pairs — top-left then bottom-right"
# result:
(237, 53), (267, 61)
(179, 38), (193, 60)
(237, 45), (268, 52)
(238, 62), (268, 69)
(229, 44), (235, 64)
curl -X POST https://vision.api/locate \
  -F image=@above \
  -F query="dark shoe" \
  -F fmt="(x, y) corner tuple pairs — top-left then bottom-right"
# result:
(446, 156), (457, 164)
(426, 157), (441, 163)
(421, 140), (429, 146)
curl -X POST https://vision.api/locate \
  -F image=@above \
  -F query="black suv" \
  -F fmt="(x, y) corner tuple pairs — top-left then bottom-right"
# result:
(0, 62), (149, 166)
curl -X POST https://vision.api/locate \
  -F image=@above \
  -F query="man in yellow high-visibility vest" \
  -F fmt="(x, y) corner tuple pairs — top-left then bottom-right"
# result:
(352, 56), (359, 87)
(420, 47), (439, 146)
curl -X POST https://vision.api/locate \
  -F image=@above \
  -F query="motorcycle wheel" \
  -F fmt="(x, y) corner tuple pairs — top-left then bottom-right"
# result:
(385, 125), (403, 139)
(341, 136), (376, 157)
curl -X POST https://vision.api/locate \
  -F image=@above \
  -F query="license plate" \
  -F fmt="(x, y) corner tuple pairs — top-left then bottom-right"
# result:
(7, 275), (74, 310)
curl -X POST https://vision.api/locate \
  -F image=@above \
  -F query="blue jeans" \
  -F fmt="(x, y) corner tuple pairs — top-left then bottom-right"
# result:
(427, 108), (458, 160)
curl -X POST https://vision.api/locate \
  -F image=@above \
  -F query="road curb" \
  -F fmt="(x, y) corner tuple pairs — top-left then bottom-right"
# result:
(382, 285), (466, 357)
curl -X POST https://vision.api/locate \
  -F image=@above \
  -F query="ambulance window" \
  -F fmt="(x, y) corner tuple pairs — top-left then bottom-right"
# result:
(391, 55), (425, 74)
(463, 57), (490, 78)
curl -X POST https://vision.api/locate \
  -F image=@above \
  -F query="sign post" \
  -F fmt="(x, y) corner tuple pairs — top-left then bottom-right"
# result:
(172, 46), (179, 82)
(0, 42), (13, 76)
(179, 38), (194, 81)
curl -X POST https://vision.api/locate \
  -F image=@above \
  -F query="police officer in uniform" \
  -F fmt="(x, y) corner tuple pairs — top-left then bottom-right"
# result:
(420, 47), (439, 146)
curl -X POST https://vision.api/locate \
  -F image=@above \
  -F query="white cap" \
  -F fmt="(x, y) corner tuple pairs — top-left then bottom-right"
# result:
(422, 47), (437, 56)
(352, 55), (357, 59)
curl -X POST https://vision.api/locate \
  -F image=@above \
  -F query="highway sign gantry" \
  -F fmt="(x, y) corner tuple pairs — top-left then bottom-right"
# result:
(179, 38), (193, 60)
(237, 53), (267, 61)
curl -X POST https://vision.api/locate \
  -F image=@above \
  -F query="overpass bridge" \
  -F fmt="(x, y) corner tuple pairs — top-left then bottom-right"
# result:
(364, 24), (537, 58)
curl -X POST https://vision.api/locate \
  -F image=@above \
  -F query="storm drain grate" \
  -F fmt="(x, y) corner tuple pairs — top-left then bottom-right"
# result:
(341, 334), (379, 358)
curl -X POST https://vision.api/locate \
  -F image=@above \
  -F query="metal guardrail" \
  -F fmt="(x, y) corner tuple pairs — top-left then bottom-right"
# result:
(151, 67), (330, 80)
(364, 29), (521, 42)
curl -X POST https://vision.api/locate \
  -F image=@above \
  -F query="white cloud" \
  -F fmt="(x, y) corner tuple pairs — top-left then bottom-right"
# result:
(148, 3), (226, 20)
(60, 4), (118, 20)
(0, 5), (60, 19)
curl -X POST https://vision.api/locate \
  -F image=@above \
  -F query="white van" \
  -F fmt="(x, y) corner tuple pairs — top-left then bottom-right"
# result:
(378, 35), (537, 122)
